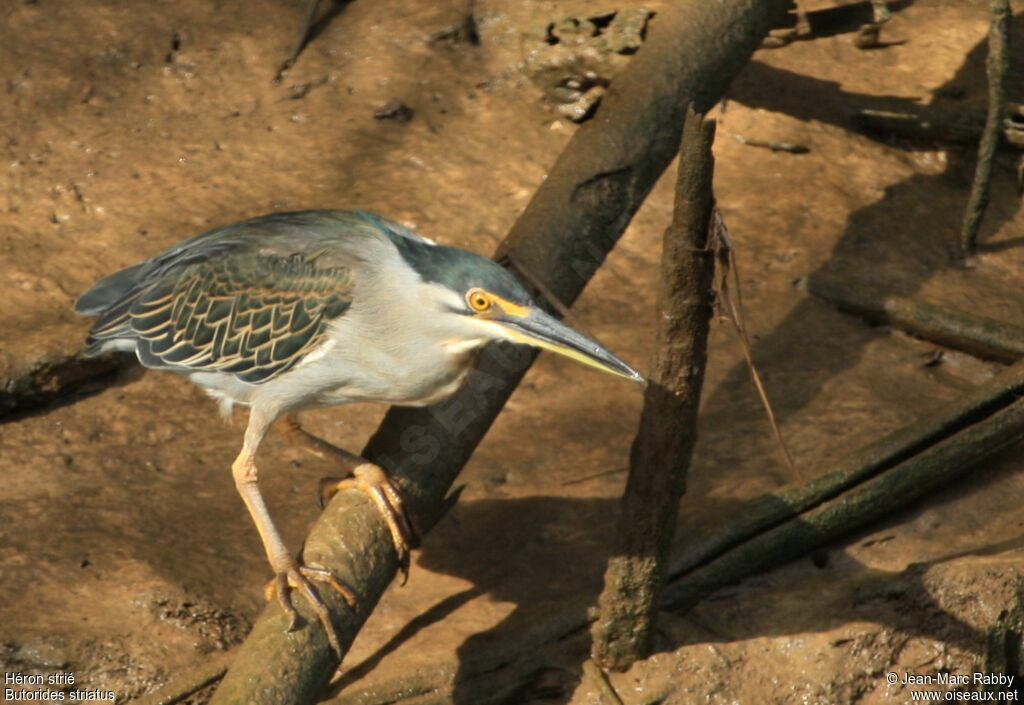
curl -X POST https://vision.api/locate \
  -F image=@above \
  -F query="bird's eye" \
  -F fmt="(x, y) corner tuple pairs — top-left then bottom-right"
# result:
(467, 289), (491, 312)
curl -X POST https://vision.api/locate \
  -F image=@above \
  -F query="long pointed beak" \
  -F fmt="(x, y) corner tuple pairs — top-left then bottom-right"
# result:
(500, 307), (644, 383)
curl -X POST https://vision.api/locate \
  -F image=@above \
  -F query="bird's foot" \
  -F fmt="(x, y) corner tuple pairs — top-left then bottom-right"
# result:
(319, 463), (420, 584)
(277, 415), (419, 580)
(264, 560), (357, 658)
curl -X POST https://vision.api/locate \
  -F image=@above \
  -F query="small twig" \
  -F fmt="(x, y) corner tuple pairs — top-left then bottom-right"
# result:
(582, 661), (626, 705)
(854, 105), (1024, 148)
(731, 132), (810, 154)
(275, 0), (323, 81)
(130, 652), (233, 705)
(959, 0), (1011, 259)
(713, 215), (801, 481)
(561, 466), (628, 487)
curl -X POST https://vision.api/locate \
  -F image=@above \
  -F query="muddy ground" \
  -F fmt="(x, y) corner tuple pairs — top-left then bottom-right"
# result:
(2, 0), (1024, 703)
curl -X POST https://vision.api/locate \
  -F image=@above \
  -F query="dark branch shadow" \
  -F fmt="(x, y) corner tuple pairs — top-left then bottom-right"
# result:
(327, 586), (485, 696)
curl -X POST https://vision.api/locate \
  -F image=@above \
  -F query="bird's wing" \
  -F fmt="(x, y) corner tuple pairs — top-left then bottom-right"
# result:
(89, 251), (353, 384)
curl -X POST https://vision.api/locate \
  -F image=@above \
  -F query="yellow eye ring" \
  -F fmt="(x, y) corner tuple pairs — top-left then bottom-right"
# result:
(467, 288), (491, 312)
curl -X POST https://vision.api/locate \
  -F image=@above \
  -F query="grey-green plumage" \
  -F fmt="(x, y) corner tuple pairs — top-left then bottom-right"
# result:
(78, 209), (538, 388)
(74, 207), (641, 654)
(86, 250), (352, 383)
(79, 209), (640, 414)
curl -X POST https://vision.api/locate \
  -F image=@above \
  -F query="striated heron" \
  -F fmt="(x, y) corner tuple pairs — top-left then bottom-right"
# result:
(76, 209), (641, 653)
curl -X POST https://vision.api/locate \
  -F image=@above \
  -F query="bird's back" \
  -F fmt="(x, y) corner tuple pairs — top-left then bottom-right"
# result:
(76, 210), (412, 384)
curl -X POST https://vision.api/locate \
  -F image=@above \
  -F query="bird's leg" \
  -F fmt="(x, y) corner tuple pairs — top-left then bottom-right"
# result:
(233, 410), (355, 657)
(279, 413), (419, 582)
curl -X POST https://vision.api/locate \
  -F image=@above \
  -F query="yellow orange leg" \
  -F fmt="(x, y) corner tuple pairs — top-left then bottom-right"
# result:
(279, 414), (420, 581)
(234, 409), (354, 657)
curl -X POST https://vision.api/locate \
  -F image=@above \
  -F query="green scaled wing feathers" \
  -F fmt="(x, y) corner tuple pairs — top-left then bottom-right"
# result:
(88, 252), (353, 384)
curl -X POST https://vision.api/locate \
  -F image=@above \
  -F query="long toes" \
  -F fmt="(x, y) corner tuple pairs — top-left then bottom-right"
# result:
(317, 476), (345, 509)
(275, 572), (300, 632)
(365, 483), (413, 552)
(317, 464), (419, 584)
(293, 578), (343, 657)
(355, 465), (420, 547)
(360, 483), (413, 584)
(368, 476), (419, 550)
(300, 565), (358, 608)
(272, 567), (345, 658)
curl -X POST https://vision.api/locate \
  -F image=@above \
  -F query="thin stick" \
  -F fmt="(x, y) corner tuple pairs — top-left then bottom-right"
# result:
(808, 274), (1024, 363)
(275, 0), (324, 80)
(582, 661), (627, 705)
(591, 106), (717, 671)
(669, 357), (1024, 581)
(959, 0), (1011, 259)
(714, 221), (800, 481)
(853, 105), (1024, 148)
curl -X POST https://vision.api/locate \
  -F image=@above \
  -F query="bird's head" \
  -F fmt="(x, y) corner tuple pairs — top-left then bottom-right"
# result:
(378, 217), (642, 382)
(447, 264), (643, 382)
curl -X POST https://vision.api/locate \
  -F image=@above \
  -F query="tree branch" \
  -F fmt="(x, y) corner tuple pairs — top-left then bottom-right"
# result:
(959, 0), (1011, 259)
(591, 106), (716, 670)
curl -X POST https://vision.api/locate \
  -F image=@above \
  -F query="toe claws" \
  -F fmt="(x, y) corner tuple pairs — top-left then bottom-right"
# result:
(317, 476), (344, 510)
(266, 562), (354, 658)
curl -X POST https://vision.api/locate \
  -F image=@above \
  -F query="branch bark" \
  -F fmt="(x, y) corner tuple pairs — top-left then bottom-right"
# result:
(853, 104), (1024, 150)
(591, 107), (716, 670)
(807, 274), (1024, 363)
(208, 1), (788, 702)
(959, 0), (1011, 259)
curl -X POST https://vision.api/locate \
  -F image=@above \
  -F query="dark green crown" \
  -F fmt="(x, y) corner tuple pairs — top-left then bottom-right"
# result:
(360, 211), (532, 306)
